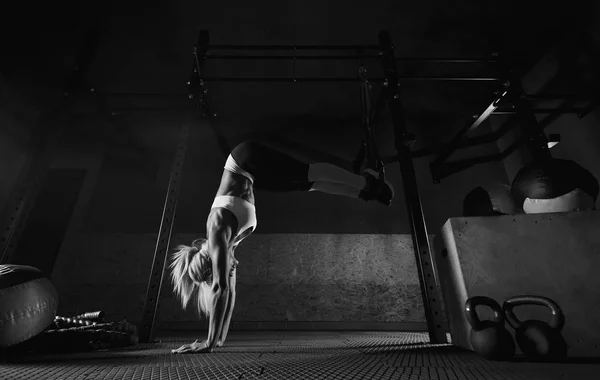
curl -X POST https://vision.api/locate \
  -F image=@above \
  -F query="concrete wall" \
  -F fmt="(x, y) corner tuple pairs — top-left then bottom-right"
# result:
(0, 74), (40, 216)
(0, 73), (65, 264)
(51, 232), (436, 327)
(36, 109), (506, 328)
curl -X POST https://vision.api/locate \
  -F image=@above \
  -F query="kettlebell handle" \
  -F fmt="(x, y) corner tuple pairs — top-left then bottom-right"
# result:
(465, 296), (505, 330)
(503, 295), (565, 331)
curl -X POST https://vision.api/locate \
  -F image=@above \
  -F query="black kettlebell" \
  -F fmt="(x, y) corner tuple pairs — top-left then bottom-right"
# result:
(465, 296), (515, 360)
(503, 295), (568, 361)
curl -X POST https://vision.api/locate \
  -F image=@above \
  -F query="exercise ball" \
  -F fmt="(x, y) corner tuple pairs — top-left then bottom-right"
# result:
(0, 265), (59, 348)
(512, 159), (599, 214)
(463, 184), (517, 217)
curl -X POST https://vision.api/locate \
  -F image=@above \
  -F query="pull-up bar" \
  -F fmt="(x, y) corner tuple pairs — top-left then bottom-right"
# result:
(198, 77), (500, 82)
(206, 44), (381, 50)
(190, 34), (500, 83)
(205, 54), (494, 64)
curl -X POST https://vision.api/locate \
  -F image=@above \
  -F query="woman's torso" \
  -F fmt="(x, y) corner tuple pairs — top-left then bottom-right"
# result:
(210, 170), (255, 246)
(215, 169), (255, 204)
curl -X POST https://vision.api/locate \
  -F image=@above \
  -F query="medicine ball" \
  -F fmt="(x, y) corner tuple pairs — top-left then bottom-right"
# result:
(0, 265), (59, 348)
(511, 159), (599, 214)
(463, 184), (516, 217)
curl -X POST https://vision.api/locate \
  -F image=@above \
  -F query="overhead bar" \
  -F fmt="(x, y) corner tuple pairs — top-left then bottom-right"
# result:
(207, 44), (381, 50)
(76, 93), (594, 109)
(205, 54), (495, 64)
(200, 76), (501, 82)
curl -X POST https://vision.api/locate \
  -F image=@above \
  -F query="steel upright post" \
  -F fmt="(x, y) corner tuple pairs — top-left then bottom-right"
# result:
(378, 31), (447, 344)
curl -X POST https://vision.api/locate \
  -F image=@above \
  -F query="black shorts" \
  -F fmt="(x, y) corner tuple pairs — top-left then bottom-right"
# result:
(230, 141), (312, 192)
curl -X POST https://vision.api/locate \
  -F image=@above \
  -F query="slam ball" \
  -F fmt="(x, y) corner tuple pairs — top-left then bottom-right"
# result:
(0, 265), (59, 348)
(511, 159), (598, 214)
(463, 183), (517, 217)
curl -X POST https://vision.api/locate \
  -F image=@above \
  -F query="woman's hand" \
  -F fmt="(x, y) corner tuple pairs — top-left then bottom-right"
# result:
(229, 257), (239, 277)
(171, 339), (213, 354)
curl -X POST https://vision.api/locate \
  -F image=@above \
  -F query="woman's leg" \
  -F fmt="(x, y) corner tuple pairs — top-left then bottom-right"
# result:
(308, 163), (366, 189)
(309, 182), (362, 198)
(231, 141), (393, 204)
(308, 162), (367, 198)
(308, 163), (394, 204)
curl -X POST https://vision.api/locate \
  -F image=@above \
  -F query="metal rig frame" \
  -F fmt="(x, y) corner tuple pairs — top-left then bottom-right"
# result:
(140, 29), (598, 343)
(141, 29), (497, 344)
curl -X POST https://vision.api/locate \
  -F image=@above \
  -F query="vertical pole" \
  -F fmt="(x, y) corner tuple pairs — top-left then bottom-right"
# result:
(378, 31), (447, 344)
(352, 65), (369, 174)
(139, 121), (190, 343)
(139, 30), (211, 343)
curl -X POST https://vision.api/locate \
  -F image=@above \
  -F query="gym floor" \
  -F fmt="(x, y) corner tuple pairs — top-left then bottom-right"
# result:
(2, 331), (598, 380)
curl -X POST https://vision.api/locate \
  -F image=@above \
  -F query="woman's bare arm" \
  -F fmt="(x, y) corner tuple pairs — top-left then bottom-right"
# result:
(204, 226), (232, 351)
(172, 221), (232, 354)
(217, 263), (237, 346)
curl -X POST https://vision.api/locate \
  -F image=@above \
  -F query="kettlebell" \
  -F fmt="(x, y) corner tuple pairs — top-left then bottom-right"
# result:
(465, 296), (515, 360)
(503, 295), (568, 361)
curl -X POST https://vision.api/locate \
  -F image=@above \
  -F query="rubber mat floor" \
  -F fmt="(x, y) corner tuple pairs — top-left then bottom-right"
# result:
(1, 331), (599, 380)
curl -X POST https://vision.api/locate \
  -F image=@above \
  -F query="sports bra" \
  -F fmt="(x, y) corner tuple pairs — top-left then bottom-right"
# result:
(211, 195), (257, 245)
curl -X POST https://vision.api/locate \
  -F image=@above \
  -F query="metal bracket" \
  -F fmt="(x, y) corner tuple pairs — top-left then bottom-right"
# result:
(139, 122), (190, 343)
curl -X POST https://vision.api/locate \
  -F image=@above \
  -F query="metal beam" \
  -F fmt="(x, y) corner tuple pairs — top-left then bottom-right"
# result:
(139, 121), (190, 343)
(205, 54), (495, 64)
(494, 107), (592, 115)
(67, 92), (595, 105)
(431, 123), (561, 180)
(385, 97), (583, 170)
(207, 44), (381, 51)
(433, 134), (529, 181)
(429, 82), (511, 182)
(381, 115), (520, 163)
(140, 30), (212, 343)
(378, 30), (447, 345)
(199, 76), (500, 83)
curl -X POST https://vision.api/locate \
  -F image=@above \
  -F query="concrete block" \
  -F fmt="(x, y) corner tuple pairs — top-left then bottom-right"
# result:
(434, 211), (600, 357)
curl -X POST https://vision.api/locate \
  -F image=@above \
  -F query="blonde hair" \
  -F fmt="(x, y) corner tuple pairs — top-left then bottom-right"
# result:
(169, 238), (213, 317)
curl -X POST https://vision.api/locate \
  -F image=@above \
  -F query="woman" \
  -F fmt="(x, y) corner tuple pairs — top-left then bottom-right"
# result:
(170, 140), (394, 353)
